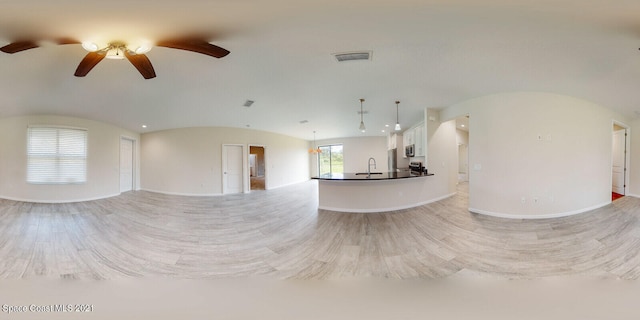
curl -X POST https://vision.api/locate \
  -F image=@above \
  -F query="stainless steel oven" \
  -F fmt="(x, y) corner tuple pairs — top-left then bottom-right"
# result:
(409, 161), (423, 174)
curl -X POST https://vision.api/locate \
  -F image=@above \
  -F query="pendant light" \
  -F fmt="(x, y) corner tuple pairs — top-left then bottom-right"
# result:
(394, 100), (402, 131)
(309, 131), (322, 154)
(359, 98), (366, 132)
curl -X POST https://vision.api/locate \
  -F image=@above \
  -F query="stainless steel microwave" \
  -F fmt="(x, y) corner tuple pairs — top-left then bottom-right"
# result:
(405, 144), (415, 157)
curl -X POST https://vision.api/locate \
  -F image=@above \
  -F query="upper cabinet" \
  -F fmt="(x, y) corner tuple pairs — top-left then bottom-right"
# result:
(414, 123), (424, 157)
(402, 121), (425, 158)
(403, 129), (414, 147)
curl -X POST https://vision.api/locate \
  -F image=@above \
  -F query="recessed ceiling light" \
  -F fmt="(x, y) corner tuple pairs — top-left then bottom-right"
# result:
(461, 124), (465, 127)
(141, 125), (147, 128)
(381, 130), (385, 133)
(385, 124), (390, 127)
(243, 100), (254, 107)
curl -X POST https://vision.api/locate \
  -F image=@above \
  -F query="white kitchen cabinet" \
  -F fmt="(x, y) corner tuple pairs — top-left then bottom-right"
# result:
(414, 122), (425, 157)
(402, 129), (413, 158)
(388, 133), (397, 150)
(402, 122), (425, 158)
(403, 128), (414, 147)
(401, 132), (406, 149)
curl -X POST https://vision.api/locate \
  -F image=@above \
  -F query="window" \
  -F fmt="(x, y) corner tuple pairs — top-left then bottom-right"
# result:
(317, 144), (343, 175)
(27, 126), (87, 184)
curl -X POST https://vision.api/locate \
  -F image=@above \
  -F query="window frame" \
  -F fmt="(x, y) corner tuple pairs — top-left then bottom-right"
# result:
(317, 143), (343, 176)
(26, 125), (88, 185)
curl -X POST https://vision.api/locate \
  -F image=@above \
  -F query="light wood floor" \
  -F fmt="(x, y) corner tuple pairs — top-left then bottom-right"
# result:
(1, 181), (640, 280)
(250, 176), (265, 190)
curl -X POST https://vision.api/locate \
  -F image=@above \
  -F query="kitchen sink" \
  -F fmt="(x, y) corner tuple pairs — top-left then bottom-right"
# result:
(355, 172), (383, 175)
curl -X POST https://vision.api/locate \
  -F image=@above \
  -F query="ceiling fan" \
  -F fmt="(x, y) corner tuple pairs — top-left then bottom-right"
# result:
(0, 38), (230, 79)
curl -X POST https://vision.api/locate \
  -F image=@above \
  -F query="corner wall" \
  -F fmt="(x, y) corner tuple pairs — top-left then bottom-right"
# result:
(442, 92), (630, 218)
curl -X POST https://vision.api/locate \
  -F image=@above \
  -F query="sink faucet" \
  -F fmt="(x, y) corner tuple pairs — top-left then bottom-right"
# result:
(368, 157), (377, 176)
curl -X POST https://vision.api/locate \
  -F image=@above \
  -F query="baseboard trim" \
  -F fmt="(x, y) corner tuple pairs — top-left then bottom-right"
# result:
(626, 193), (640, 199)
(0, 193), (120, 204)
(139, 189), (223, 197)
(319, 192), (456, 213)
(468, 201), (611, 220)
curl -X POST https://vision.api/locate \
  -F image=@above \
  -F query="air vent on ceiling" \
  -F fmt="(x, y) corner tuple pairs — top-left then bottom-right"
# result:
(243, 100), (255, 107)
(333, 51), (372, 62)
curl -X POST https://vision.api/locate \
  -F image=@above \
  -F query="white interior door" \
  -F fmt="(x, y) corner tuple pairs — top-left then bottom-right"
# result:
(612, 129), (626, 195)
(120, 138), (134, 193)
(223, 145), (244, 194)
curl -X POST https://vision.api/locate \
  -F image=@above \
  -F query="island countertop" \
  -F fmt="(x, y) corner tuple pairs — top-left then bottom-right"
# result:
(312, 170), (441, 213)
(312, 171), (433, 181)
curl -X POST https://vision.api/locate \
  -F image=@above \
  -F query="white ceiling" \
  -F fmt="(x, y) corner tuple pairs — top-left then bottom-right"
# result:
(2, 0), (640, 140)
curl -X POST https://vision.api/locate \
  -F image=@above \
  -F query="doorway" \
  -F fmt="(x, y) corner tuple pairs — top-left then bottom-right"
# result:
(222, 144), (245, 194)
(249, 145), (266, 190)
(612, 122), (628, 200)
(119, 137), (135, 193)
(458, 144), (468, 182)
(455, 115), (469, 183)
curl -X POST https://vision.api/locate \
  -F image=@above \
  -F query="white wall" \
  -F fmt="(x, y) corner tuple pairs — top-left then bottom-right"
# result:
(456, 129), (470, 179)
(456, 129), (469, 146)
(141, 127), (309, 195)
(442, 92), (630, 218)
(425, 109), (458, 199)
(309, 136), (388, 175)
(0, 115), (140, 202)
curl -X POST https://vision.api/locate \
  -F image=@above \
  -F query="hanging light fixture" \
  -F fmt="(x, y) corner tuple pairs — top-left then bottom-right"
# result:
(309, 131), (322, 154)
(394, 100), (402, 131)
(359, 98), (366, 132)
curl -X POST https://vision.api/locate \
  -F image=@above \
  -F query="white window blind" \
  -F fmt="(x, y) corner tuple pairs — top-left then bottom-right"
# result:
(27, 127), (87, 184)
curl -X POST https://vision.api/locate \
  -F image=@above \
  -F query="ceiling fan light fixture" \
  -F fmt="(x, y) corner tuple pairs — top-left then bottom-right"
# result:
(105, 47), (125, 59)
(81, 42), (99, 52)
(3, 37), (228, 80)
(134, 43), (152, 54)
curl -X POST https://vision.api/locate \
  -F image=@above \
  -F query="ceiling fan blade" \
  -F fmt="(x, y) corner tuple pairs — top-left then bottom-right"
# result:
(0, 41), (39, 53)
(56, 38), (81, 45)
(156, 39), (230, 58)
(74, 52), (106, 77)
(124, 51), (156, 79)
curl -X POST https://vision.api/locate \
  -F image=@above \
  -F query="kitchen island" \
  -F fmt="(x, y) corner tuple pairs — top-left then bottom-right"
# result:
(312, 171), (436, 213)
